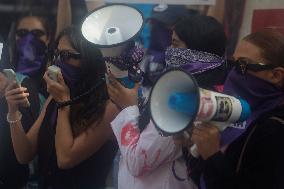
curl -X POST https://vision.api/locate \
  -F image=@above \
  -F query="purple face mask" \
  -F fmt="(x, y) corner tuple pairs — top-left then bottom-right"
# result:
(55, 58), (82, 97)
(165, 47), (224, 74)
(219, 68), (284, 146)
(224, 68), (284, 113)
(199, 69), (284, 189)
(16, 33), (47, 78)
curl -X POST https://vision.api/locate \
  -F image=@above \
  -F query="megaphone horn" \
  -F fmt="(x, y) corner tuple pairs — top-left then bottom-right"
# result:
(150, 69), (251, 136)
(81, 4), (144, 87)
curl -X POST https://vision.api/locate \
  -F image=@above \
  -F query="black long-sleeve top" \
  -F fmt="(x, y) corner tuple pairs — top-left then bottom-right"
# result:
(201, 105), (284, 189)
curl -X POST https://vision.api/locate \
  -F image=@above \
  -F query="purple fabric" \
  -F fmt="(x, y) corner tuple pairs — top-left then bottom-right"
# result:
(165, 47), (224, 74)
(149, 23), (172, 52)
(200, 68), (284, 189)
(55, 59), (82, 98)
(224, 68), (284, 125)
(16, 33), (47, 78)
(103, 45), (144, 71)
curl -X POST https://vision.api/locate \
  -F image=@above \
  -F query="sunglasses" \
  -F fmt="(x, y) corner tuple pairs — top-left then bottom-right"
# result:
(53, 50), (81, 62)
(16, 29), (46, 38)
(234, 58), (277, 75)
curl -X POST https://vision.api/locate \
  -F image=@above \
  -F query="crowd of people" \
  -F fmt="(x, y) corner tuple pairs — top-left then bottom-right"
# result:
(0, 1), (284, 189)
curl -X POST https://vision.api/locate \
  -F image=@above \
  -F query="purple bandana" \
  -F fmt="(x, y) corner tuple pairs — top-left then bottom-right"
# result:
(54, 59), (82, 98)
(165, 47), (224, 75)
(200, 68), (284, 189)
(104, 45), (144, 71)
(16, 33), (47, 78)
(224, 68), (284, 126)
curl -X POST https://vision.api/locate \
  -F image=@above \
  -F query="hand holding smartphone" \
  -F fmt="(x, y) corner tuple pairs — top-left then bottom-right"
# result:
(3, 69), (30, 107)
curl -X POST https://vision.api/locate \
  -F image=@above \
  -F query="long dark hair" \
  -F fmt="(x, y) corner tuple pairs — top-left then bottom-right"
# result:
(55, 26), (108, 135)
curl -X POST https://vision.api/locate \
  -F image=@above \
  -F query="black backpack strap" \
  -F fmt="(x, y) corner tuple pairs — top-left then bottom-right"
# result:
(269, 116), (284, 125)
(236, 115), (284, 173)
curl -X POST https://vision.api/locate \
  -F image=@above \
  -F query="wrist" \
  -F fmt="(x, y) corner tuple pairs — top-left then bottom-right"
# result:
(7, 111), (22, 124)
(8, 105), (19, 114)
(202, 148), (220, 160)
(58, 105), (70, 113)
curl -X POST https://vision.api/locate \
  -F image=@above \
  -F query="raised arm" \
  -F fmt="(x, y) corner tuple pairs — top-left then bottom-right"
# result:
(43, 71), (118, 169)
(107, 76), (182, 176)
(55, 0), (72, 38)
(6, 81), (52, 164)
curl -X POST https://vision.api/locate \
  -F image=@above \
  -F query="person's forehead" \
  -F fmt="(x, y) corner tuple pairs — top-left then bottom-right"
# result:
(17, 17), (45, 30)
(57, 36), (77, 52)
(233, 41), (264, 62)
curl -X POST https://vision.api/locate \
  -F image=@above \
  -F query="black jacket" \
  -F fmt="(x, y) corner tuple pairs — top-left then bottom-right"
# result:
(201, 105), (284, 189)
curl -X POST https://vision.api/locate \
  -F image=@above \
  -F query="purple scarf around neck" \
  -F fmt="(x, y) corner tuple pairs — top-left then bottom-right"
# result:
(165, 47), (224, 75)
(200, 68), (284, 189)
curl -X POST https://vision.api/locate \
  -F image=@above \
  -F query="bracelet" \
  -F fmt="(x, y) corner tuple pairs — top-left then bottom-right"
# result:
(7, 111), (22, 124)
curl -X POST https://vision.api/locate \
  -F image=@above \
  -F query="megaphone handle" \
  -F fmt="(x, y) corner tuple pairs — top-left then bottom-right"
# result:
(190, 144), (199, 158)
(189, 122), (229, 158)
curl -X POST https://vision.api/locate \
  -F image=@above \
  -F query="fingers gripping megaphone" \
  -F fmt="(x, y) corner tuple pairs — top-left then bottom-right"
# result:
(149, 69), (251, 157)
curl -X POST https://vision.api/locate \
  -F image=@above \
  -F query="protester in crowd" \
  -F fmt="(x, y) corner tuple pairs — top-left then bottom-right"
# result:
(9, 0), (71, 98)
(180, 29), (284, 189)
(5, 26), (118, 189)
(106, 14), (228, 189)
(0, 37), (40, 188)
(142, 4), (190, 86)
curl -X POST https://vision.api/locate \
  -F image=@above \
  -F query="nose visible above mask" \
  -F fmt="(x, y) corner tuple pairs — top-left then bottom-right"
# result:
(16, 33), (47, 78)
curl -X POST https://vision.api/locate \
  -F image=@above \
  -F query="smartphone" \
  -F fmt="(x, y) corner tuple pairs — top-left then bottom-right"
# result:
(105, 73), (110, 84)
(3, 69), (17, 84)
(3, 69), (30, 107)
(48, 65), (61, 81)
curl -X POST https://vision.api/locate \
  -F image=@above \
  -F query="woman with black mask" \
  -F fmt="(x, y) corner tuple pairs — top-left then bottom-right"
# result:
(5, 27), (118, 189)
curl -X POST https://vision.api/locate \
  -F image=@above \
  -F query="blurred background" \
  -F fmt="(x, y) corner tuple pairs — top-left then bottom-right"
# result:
(0, 0), (87, 39)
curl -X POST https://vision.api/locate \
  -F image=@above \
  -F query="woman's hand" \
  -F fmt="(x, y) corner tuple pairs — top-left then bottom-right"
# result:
(172, 128), (194, 149)
(107, 74), (139, 110)
(0, 72), (8, 98)
(5, 82), (29, 113)
(43, 71), (70, 102)
(191, 122), (220, 160)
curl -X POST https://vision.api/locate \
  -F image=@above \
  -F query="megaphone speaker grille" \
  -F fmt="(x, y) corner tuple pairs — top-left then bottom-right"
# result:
(150, 69), (200, 135)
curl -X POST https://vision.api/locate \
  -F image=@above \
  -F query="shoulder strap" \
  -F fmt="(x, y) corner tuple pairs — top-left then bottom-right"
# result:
(236, 116), (284, 173)
(270, 116), (284, 125)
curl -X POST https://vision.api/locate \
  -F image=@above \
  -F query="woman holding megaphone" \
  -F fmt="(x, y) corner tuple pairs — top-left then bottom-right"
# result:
(107, 15), (229, 189)
(183, 30), (284, 189)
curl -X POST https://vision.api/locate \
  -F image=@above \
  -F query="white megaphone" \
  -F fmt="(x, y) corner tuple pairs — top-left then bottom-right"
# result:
(149, 69), (251, 157)
(81, 4), (144, 88)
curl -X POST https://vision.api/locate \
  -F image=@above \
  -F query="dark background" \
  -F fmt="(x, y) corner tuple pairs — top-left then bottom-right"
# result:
(0, 0), (88, 40)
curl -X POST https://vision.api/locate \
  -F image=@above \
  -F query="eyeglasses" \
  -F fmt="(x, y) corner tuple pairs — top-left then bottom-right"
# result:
(53, 50), (81, 62)
(234, 58), (277, 75)
(16, 29), (46, 38)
